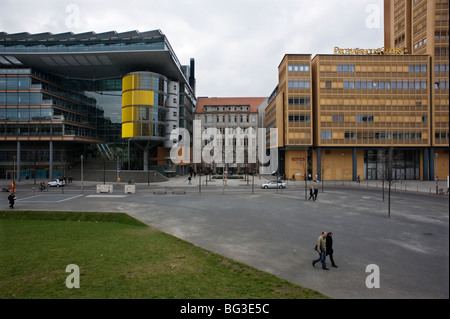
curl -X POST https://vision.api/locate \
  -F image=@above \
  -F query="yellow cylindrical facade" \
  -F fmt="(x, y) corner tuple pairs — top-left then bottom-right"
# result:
(121, 72), (168, 139)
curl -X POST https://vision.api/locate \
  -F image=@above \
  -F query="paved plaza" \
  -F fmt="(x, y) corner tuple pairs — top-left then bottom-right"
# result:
(2, 177), (449, 299)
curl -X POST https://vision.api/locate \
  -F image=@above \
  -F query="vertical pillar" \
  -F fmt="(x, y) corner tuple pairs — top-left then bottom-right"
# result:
(317, 147), (322, 180)
(144, 143), (149, 172)
(49, 141), (53, 180)
(352, 147), (357, 181)
(17, 141), (21, 182)
(423, 148), (429, 181)
(429, 148), (435, 181)
(387, 147), (393, 181)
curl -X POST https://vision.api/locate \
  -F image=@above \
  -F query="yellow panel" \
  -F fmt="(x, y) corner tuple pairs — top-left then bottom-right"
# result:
(122, 122), (134, 138)
(133, 90), (154, 105)
(122, 75), (133, 92)
(122, 106), (133, 122)
(122, 91), (132, 107)
(122, 90), (154, 107)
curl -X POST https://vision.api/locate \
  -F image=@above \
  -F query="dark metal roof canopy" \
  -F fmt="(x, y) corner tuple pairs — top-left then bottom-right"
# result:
(0, 30), (192, 86)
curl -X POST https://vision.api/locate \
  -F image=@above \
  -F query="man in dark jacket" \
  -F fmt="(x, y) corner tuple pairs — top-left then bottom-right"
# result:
(8, 193), (16, 209)
(326, 232), (338, 268)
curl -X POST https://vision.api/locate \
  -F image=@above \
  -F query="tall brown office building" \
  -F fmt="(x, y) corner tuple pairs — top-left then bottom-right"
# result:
(264, 55), (313, 180)
(312, 54), (431, 181)
(384, 0), (449, 180)
(265, 0), (448, 181)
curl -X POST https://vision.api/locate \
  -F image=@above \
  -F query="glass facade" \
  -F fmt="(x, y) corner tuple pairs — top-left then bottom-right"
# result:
(0, 30), (197, 178)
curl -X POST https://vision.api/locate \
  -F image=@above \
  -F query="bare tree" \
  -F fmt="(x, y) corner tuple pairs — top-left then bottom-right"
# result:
(382, 147), (402, 219)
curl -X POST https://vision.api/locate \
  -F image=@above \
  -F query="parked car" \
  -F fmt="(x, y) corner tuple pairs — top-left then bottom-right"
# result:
(261, 181), (286, 189)
(47, 179), (66, 187)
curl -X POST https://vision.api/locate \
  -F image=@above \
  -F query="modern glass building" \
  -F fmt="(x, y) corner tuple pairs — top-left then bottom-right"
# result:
(0, 30), (196, 180)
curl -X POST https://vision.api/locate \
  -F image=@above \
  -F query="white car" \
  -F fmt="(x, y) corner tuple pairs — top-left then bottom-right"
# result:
(47, 179), (66, 187)
(261, 181), (287, 189)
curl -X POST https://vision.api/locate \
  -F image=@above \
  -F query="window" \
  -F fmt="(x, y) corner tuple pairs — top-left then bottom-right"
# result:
(337, 64), (354, 72)
(344, 131), (355, 139)
(321, 131), (332, 140)
(421, 80), (427, 89)
(332, 114), (344, 122)
(288, 80), (310, 89)
(325, 80), (332, 88)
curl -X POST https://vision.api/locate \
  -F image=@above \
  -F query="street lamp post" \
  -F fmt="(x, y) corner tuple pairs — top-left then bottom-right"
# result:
(435, 153), (438, 194)
(12, 155), (16, 192)
(321, 153), (325, 193)
(81, 155), (84, 193)
(341, 152), (345, 185)
(298, 159), (307, 201)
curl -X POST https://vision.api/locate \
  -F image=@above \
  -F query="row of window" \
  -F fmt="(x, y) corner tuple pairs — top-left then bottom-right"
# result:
(435, 132), (450, 140)
(288, 97), (311, 106)
(409, 64), (427, 73)
(288, 64), (310, 72)
(0, 108), (52, 121)
(288, 114), (311, 122)
(321, 130), (426, 140)
(434, 79), (450, 90)
(0, 92), (42, 105)
(435, 47), (449, 56)
(0, 123), (95, 138)
(341, 79), (427, 90)
(337, 64), (355, 73)
(435, 63), (450, 73)
(0, 76), (31, 90)
(322, 114), (428, 124)
(204, 114), (257, 124)
(204, 106), (251, 112)
(288, 80), (311, 89)
(413, 37), (427, 51)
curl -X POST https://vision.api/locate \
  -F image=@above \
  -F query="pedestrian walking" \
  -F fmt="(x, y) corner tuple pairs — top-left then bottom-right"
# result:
(312, 232), (329, 270)
(314, 187), (318, 201)
(308, 185), (315, 201)
(326, 232), (338, 268)
(8, 193), (16, 209)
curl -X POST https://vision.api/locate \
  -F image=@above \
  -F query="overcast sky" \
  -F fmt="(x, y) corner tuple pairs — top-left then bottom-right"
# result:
(1, 0), (384, 97)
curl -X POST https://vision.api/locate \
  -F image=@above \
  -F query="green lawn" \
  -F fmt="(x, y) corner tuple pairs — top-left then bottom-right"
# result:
(0, 211), (329, 299)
